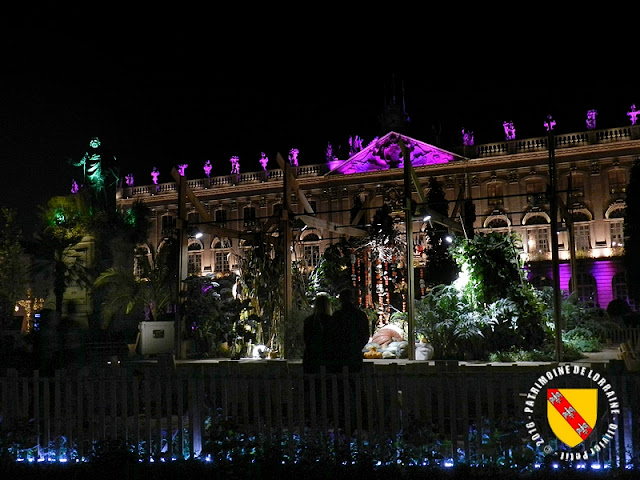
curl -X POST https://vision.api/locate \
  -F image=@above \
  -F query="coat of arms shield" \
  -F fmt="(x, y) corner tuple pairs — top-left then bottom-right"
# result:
(547, 388), (598, 448)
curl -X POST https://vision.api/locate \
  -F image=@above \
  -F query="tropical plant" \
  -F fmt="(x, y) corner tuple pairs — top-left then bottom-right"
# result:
(181, 275), (240, 357)
(308, 241), (354, 298)
(414, 284), (486, 359)
(414, 233), (551, 359)
(238, 230), (309, 357)
(93, 241), (176, 330)
(420, 176), (458, 287)
(32, 195), (90, 318)
(449, 232), (548, 351)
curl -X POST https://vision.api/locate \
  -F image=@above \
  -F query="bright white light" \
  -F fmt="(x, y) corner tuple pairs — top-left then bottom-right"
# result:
(453, 263), (470, 291)
(445, 235), (453, 243)
(423, 215), (431, 222)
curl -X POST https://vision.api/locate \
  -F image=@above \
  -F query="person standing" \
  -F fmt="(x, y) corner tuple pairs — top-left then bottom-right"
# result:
(303, 293), (333, 374)
(332, 288), (370, 373)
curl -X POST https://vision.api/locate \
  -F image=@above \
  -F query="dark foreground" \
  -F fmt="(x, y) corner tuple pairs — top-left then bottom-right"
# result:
(2, 461), (639, 480)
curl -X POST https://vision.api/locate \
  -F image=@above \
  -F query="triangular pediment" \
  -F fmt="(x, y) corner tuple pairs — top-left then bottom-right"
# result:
(326, 131), (462, 175)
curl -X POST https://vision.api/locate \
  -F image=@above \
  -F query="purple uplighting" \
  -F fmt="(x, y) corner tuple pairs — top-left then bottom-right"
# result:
(125, 174), (134, 187)
(259, 152), (269, 171)
(71, 179), (79, 194)
(628, 105), (639, 125)
(288, 148), (299, 167)
(230, 156), (240, 174)
(328, 132), (454, 174)
(178, 164), (188, 176)
(462, 129), (474, 146)
(203, 160), (212, 177)
(503, 121), (516, 140)
(544, 115), (556, 132)
(586, 109), (597, 130)
(151, 167), (159, 185)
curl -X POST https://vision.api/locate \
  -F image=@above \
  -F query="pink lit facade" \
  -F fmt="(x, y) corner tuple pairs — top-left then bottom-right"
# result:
(116, 123), (639, 314)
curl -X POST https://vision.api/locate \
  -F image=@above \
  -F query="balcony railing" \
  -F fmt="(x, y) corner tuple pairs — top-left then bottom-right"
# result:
(117, 125), (640, 199)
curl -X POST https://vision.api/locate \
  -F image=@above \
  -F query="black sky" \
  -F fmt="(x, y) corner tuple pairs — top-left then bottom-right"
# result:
(2, 12), (638, 235)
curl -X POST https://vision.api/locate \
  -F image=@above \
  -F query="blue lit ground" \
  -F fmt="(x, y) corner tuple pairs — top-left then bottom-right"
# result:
(5, 453), (637, 480)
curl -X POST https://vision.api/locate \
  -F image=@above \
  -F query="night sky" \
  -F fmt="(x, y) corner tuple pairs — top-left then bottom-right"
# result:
(2, 21), (638, 236)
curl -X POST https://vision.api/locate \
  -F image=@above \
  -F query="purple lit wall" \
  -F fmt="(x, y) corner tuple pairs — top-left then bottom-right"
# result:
(529, 259), (624, 309)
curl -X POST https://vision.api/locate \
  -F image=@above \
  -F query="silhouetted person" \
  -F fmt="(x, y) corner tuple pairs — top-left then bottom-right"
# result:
(303, 294), (333, 374)
(332, 288), (369, 373)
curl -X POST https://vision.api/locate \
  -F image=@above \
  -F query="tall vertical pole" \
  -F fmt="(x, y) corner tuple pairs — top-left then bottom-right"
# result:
(282, 162), (293, 357)
(402, 143), (416, 360)
(176, 174), (188, 359)
(547, 116), (563, 362)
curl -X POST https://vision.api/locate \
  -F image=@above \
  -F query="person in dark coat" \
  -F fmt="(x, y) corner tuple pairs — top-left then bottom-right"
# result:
(303, 293), (333, 374)
(332, 288), (370, 373)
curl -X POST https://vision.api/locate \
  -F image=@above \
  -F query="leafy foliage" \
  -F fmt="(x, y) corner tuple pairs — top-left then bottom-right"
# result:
(238, 231), (309, 357)
(93, 240), (176, 329)
(33, 196), (90, 316)
(182, 275), (239, 357)
(415, 233), (550, 359)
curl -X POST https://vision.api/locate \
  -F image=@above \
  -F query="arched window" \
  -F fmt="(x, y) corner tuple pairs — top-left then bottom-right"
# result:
(484, 214), (510, 229)
(570, 272), (598, 306)
(300, 230), (321, 268)
(523, 213), (550, 255)
(212, 237), (231, 274)
(134, 245), (151, 279)
(188, 240), (203, 275)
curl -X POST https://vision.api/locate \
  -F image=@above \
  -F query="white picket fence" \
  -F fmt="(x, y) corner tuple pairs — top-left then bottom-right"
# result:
(0, 360), (637, 466)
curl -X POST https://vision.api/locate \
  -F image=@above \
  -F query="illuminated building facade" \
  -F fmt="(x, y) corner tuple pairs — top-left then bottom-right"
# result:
(115, 118), (639, 315)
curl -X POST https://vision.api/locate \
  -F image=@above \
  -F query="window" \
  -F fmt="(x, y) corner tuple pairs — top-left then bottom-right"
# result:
(188, 211), (200, 225)
(303, 245), (320, 268)
(212, 237), (231, 273)
(610, 221), (624, 247)
(161, 215), (176, 236)
(574, 223), (591, 251)
(301, 232), (321, 268)
(567, 173), (584, 201)
(487, 182), (504, 206)
(243, 206), (256, 227)
(215, 209), (227, 227)
(572, 272), (598, 306)
(608, 169), (627, 194)
(215, 251), (229, 273)
(188, 241), (203, 275)
(612, 272), (634, 310)
(134, 245), (151, 279)
(526, 179), (546, 206)
(527, 227), (549, 253)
